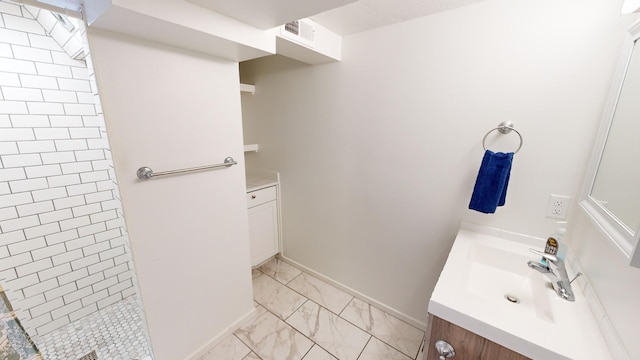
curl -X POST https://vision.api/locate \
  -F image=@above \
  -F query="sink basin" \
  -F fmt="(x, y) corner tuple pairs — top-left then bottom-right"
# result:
(464, 243), (554, 323)
(429, 223), (611, 360)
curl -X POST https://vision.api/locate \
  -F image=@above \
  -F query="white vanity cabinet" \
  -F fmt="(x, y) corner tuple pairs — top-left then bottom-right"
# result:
(246, 171), (281, 267)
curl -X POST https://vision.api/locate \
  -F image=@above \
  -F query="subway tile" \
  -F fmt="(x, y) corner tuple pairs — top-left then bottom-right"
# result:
(0, 2), (22, 16)
(36, 316), (69, 336)
(37, 262), (71, 280)
(0, 143), (18, 156)
(84, 190), (112, 204)
(0, 128), (34, 140)
(0, 72), (21, 86)
(0, 57), (36, 75)
(47, 173), (80, 187)
(80, 288), (107, 307)
(71, 202), (101, 217)
(0, 100), (29, 114)
(67, 235), (96, 255)
(94, 229), (120, 243)
(97, 292), (121, 310)
(38, 208), (73, 224)
(0, 43), (13, 58)
(75, 92), (94, 104)
(82, 241), (109, 257)
(49, 115), (83, 127)
(44, 282), (77, 301)
(1, 214), (39, 232)
(0, 168), (27, 182)
(45, 228), (78, 245)
(62, 284), (92, 303)
(41, 150), (75, 164)
(0, 251), (31, 270)
(27, 34), (59, 51)
(78, 221), (106, 237)
(104, 263), (129, 279)
(59, 215), (90, 231)
(70, 253), (99, 270)
(74, 149), (104, 162)
(0, 114), (11, 127)
(64, 103), (95, 116)
(0, 28), (29, 46)
(0, 206), (18, 222)
(96, 180), (114, 191)
(0, 182), (10, 195)
(19, 74), (58, 89)
(3, 14), (45, 35)
(9, 177), (48, 192)
(69, 127), (100, 139)
(6, 273), (39, 291)
(21, 6), (38, 19)
(80, 170), (108, 183)
(110, 236), (127, 250)
(86, 138), (110, 150)
(18, 140), (56, 154)
(107, 280), (132, 296)
(28, 313), (52, 330)
(52, 194), (85, 209)
(35, 8), (57, 33)
(30, 297), (64, 318)
(71, 67), (89, 80)
(60, 161), (92, 175)
(16, 200), (53, 217)
(35, 62), (72, 78)
(101, 199), (120, 211)
(2, 86), (44, 101)
(27, 102), (65, 115)
(121, 286), (137, 299)
(0, 192), (33, 207)
(82, 115), (102, 127)
(42, 89), (77, 103)
(19, 293), (45, 310)
(51, 300), (82, 320)
(31, 187), (67, 202)
(56, 265), (87, 284)
(63, 38), (83, 58)
(99, 246), (124, 261)
(0, 268), (17, 281)
(58, 78), (90, 92)
(67, 182), (97, 196)
(24, 164), (61, 178)
(68, 303), (97, 323)
(91, 159), (112, 171)
(16, 258), (53, 277)
(92, 276), (117, 292)
(88, 259), (114, 275)
(90, 209), (117, 224)
(24, 222), (60, 239)
(51, 249), (84, 268)
(11, 44), (52, 63)
(1, 153), (41, 167)
(51, 51), (84, 68)
(116, 268), (133, 283)
(55, 139), (88, 151)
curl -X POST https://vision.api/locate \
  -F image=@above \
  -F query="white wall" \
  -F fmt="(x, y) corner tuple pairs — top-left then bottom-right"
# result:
(87, 29), (254, 360)
(240, 0), (629, 328)
(0, 1), (137, 337)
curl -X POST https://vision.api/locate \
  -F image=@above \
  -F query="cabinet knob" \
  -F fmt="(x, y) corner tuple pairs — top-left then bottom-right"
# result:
(251, 195), (256, 199)
(435, 340), (455, 359)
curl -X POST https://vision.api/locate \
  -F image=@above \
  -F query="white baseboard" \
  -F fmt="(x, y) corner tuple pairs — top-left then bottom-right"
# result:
(184, 306), (259, 360)
(278, 255), (427, 331)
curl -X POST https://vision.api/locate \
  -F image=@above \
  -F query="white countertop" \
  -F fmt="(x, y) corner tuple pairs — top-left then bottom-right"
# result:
(428, 223), (611, 360)
(246, 169), (279, 192)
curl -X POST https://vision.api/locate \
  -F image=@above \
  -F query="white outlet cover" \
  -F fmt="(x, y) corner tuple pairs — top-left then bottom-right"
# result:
(546, 194), (571, 219)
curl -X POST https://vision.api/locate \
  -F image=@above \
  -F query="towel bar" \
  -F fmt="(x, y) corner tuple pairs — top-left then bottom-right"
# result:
(482, 121), (523, 153)
(136, 157), (237, 180)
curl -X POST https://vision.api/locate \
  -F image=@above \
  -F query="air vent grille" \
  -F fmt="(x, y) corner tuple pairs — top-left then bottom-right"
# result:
(282, 19), (315, 44)
(78, 350), (98, 360)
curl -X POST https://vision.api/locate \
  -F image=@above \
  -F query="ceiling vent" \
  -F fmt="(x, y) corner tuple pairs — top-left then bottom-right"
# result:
(281, 19), (315, 47)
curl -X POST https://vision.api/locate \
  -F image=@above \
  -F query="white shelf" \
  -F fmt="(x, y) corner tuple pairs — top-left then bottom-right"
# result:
(244, 144), (259, 152)
(240, 83), (256, 94)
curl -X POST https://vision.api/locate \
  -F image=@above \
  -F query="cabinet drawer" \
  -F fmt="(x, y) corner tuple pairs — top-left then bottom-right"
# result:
(247, 186), (277, 208)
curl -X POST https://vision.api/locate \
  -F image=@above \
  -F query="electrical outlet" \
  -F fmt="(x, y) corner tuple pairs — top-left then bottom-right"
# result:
(546, 194), (571, 219)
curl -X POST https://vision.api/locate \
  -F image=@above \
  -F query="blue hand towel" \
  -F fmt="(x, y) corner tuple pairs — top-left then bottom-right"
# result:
(469, 150), (514, 214)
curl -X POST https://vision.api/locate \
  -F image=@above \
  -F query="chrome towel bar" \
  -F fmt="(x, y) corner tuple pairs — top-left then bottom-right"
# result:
(136, 156), (237, 180)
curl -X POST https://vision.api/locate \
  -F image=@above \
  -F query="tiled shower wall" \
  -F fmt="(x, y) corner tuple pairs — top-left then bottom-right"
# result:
(0, 0), (137, 336)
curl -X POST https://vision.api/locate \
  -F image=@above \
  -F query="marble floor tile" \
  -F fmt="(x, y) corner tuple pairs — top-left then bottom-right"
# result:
(287, 273), (353, 314)
(198, 334), (250, 360)
(259, 258), (302, 284)
(359, 337), (412, 360)
(302, 345), (337, 359)
(339, 298), (424, 358)
(235, 306), (313, 360)
(287, 301), (370, 360)
(253, 270), (307, 319)
(242, 353), (261, 360)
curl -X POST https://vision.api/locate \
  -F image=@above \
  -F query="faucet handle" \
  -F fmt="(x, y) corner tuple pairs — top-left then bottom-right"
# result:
(529, 248), (560, 264)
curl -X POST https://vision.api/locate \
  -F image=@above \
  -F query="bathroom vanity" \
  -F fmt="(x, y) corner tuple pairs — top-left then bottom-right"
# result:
(246, 170), (281, 266)
(426, 223), (611, 360)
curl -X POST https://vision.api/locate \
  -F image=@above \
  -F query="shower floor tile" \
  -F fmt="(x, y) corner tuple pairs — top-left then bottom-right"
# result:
(33, 296), (152, 360)
(198, 257), (425, 360)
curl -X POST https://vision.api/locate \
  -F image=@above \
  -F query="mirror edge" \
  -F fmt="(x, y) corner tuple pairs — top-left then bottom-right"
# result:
(580, 21), (640, 268)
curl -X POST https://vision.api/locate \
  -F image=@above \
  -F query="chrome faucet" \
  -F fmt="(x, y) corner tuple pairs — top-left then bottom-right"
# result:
(527, 249), (577, 302)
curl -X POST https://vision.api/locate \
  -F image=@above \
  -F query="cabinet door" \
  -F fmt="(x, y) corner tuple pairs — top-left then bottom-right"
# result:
(248, 200), (279, 266)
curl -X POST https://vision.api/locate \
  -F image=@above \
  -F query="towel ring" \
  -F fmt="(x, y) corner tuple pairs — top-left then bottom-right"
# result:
(482, 121), (523, 153)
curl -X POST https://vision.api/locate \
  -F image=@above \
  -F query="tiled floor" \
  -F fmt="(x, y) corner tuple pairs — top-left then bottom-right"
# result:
(33, 296), (153, 360)
(199, 258), (426, 360)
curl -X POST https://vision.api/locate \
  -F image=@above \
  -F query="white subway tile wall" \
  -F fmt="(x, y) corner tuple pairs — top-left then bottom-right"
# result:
(0, 0), (137, 338)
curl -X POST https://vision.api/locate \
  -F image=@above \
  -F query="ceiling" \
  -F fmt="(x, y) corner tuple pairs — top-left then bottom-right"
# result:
(311, 0), (485, 36)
